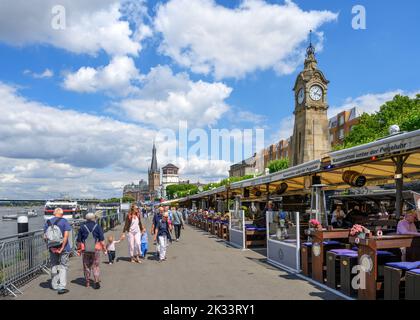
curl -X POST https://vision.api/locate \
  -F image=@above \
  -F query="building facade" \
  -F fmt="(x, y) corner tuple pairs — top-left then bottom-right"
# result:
(290, 40), (330, 166)
(161, 163), (180, 198)
(123, 179), (150, 202)
(229, 154), (257, 177)
(329, 107), (361, 147)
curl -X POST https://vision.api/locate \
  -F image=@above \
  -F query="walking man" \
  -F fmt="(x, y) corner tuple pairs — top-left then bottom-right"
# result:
(43, 208), (72, 295)
(172, 207), (184, 241)
(153, 212), (172, 262)
(151, 207), (164, 259)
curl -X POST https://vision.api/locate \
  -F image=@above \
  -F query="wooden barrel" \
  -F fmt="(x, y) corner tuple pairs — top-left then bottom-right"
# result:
(342, 170), (367, 187)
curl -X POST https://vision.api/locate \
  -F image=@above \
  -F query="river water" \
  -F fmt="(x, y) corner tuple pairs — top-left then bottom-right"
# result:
(0, 206), (45, 238)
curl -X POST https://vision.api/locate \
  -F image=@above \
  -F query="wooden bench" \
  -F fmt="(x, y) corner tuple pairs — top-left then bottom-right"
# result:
(326, 249), (358, 290)
(245, 227), (266, 248)
(405, 269), (420, 300)
(384, 261), (420, 300)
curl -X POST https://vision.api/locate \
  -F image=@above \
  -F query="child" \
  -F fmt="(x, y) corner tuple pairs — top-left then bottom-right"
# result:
(106, 234), (124, 264)
(140, 226), (148, 259)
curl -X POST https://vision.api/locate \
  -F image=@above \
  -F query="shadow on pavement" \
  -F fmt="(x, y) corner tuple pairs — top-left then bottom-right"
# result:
(71, 277), (86, 287)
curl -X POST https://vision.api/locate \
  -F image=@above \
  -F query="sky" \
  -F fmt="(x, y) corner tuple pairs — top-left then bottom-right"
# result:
(0, 0), (419, 199)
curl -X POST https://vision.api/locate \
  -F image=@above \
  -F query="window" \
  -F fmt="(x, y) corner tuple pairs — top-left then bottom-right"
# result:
(339, 129), (345, 140)
(330, 133), (334, 142)
(329, 116), (338, 128)
(339, 115), (345, 126)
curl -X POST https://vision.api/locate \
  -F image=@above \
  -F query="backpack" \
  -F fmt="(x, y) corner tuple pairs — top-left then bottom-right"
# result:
(45, 218), (63, 248)
(83, 224), (98, 253)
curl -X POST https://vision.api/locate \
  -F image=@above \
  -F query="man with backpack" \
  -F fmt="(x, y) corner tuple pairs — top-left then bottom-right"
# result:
(76, 212), (106, 289)
(43, 207), (72, 295)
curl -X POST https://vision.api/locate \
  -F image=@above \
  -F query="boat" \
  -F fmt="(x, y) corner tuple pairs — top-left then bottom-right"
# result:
(27, 209), (38, 217)
(44, 200), (81, 221)
(2, 212), (38, 221)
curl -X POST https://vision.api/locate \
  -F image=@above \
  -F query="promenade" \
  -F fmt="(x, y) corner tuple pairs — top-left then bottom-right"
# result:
(12, 217), (339, 300)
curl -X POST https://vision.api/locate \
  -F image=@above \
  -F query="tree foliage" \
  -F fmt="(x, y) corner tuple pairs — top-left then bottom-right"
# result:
(334, 94), (420, 150)
(166, 184), (199, 199)
(268, 158), (289, 173)
(122, 195), (135, 202)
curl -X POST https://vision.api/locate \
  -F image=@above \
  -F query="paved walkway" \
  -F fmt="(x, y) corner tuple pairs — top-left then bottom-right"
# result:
(16, 218), (339, 300)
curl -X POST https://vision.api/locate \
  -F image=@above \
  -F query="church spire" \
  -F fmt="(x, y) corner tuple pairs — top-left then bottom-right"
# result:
(150, 142), (158, 173)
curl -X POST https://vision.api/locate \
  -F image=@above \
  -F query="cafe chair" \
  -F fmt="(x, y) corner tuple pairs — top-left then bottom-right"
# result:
(326, 249), (357, 290)
(405, 269), (420, 300)
(384, 261), (420, 300)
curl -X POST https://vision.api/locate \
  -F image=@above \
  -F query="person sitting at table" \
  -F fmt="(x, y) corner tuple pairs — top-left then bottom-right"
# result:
(397, 210), (420, 236)
(397, 210), (420, 261)
(331, 204), (346, 228)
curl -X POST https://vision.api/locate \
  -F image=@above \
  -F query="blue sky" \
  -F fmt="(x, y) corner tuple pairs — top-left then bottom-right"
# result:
(0, 0), (419, 199)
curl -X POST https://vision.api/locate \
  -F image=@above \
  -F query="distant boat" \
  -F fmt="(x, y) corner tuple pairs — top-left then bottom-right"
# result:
(2, 211), (38, 221)
(27, 209), (38, 217)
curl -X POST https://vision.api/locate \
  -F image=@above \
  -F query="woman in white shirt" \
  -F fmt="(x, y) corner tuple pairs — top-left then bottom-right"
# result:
(123, 204), (143, 263)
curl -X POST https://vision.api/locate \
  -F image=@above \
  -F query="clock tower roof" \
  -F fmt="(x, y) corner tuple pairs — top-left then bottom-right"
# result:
(292, 32), (329, 92)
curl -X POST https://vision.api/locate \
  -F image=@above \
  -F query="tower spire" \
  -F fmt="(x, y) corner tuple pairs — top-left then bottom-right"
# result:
(304, 30), (317, 70)
(150, 141), (158, 173)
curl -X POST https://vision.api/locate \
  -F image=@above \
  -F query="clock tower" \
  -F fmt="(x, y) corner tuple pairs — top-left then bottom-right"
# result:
(290, 37), (330, 166)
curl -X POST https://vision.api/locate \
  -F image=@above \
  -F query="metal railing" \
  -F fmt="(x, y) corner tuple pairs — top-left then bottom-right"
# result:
(0, 211), (122, 297)
(0, 230), (48, 297)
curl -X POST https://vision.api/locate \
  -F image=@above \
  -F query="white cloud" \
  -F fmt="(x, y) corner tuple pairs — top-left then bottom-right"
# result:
(271, 115), (294, 143)
(0, 82), (235, 198)
(328, 89), (420, 117)
(115, 65), (232, 128)
(176, 156), (230, 179)
(63, 55), (141, 96)
(0, 82), (156, 170)
(23, 68), (54, 79)
(0, 0), (148, 56)
(154, 0), (337, 79)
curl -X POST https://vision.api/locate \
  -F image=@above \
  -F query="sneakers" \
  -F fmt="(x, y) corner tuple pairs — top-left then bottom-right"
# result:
(57, 289), (69, 295)
(93, 282), (101, 290)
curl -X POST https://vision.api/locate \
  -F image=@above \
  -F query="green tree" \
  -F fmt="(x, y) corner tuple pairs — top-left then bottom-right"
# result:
(335, 94), (420, 150)
(268, 158), (289, 173)
(122, 195), (135, 202)
(166, 184), (199, 199)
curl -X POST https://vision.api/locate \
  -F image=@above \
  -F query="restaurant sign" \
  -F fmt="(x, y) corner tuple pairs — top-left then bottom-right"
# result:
(275, 160), (321, 180)
(330, 130), (420, 165)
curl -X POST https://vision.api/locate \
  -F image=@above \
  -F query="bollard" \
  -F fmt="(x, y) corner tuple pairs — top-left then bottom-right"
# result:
(17, 214), (30, 267)
(17, 214), (29, 236)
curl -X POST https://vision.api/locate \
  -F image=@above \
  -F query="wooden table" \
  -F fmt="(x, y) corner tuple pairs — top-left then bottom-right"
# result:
(312, 229), (350, 283)
(349, 234), (420, 300)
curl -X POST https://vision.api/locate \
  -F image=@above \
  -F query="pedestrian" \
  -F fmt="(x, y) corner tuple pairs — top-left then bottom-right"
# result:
(43, 207), (72, 295)
(151, 206), (164, 259)
(153, 212), (172, 262)
(140, 226), (148, 259)
(172, 207), (184, 241)
(123, 204), (143, 263)
(106, 234), (124, 264)
(76, 212), (107, 289)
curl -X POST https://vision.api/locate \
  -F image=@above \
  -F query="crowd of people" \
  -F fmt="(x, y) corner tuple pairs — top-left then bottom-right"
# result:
(43, 204), (188, 295)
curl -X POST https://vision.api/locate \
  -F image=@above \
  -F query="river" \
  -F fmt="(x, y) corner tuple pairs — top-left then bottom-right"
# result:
(0, 206), (45, 238)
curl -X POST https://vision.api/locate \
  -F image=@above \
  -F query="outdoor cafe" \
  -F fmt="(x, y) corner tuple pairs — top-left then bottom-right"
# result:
(171, 129), (420, 300)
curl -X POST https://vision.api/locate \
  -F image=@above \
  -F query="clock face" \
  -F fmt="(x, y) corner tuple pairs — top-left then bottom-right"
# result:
(297, 88), (305, 104)
(309, 85), (323, 101)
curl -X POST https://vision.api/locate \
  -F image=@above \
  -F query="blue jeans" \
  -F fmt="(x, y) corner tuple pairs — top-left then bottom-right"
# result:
(141, 243), (148, 257)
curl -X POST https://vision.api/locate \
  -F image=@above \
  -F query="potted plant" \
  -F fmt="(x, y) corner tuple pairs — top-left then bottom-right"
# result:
(309, 219), (323, 231)
(350, 224), (371, 239)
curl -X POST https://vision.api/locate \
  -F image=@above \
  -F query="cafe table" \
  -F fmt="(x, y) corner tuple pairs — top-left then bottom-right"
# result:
(312, 229), (350, 283)
(349, 234), (420, 300)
